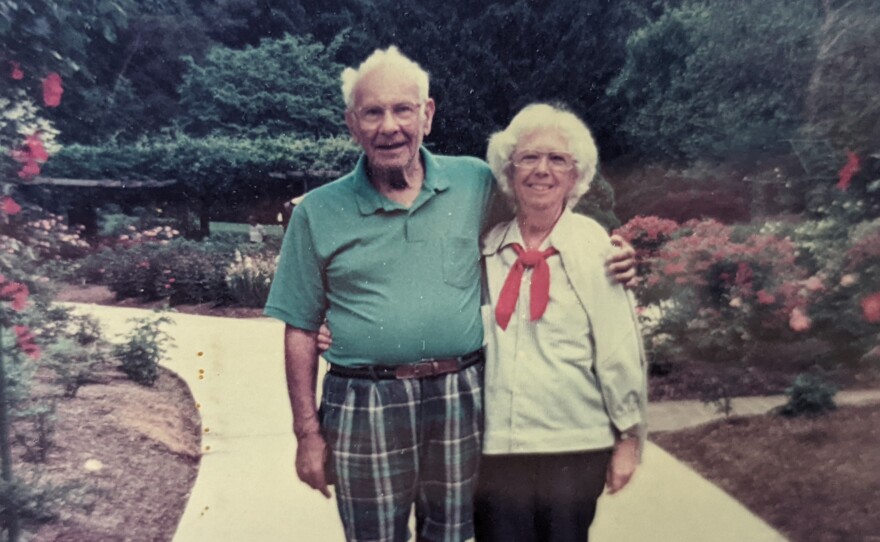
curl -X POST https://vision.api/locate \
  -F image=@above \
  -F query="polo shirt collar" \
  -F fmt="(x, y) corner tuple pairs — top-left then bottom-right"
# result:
(353, 147), (448, 215)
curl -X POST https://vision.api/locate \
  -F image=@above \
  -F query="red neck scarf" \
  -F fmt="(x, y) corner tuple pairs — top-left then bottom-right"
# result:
(495, 243), (559, 331)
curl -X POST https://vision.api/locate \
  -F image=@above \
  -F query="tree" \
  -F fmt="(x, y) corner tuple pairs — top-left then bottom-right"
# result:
(178, 34), (346, 137)
(804, 0), (880, 155)
(609, 0), (822, 162)
(2, 0), (131, 176)
(45, 0), (216, 144)
(195, 0), (308, 48)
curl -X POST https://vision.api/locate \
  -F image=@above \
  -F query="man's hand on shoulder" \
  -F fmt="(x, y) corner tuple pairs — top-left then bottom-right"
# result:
(296, 432), (332, 499)
(606, 234), (637, 289)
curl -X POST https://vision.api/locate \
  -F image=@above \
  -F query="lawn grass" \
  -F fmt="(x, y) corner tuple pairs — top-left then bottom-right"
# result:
(208, 221), (284, 238)
(652, 403), (880, 542)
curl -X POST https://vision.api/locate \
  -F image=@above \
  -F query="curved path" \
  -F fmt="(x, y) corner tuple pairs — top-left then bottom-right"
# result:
(72, 304), (797, 541)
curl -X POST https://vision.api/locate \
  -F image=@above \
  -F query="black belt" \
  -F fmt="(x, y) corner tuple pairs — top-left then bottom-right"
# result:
(328, 349), (484, 380)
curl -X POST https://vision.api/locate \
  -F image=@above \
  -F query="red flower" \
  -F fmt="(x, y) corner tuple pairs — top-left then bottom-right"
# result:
(663, 262), (687, 275)
(836, 151), (861, 191)
(862, 292), (880, 324)
(24, 133), (49, 162)
(13, 325), (40, 360)
(2, 196), (22, 216)
(789, 307), (812, 332)
(735, 263), (753, 286)
(11, 133), (48, 179)
(10, 61), (23, 80)
(42, 72), (63, 107)
(1, 281), (29, 311)
(756, 290), (776, 305)
(18, 161), (40, 179)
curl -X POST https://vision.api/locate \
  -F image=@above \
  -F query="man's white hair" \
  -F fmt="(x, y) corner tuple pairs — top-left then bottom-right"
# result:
(340, 46), (430, 109)
(486, 103), (598, 209)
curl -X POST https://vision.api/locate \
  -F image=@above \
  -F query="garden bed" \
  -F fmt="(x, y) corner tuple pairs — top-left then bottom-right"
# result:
(14, 368), (200, 541)
(652, 403), (880, 542)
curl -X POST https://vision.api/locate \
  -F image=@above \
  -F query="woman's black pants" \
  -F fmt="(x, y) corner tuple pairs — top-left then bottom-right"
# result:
(474, 449), (613, 542)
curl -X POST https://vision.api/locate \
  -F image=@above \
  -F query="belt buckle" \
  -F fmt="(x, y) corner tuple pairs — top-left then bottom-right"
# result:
(396, 359), (435, 379)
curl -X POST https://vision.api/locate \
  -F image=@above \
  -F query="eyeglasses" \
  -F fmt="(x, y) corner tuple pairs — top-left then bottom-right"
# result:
(354, 102), (423, 127)
(511, 150), (577, 172)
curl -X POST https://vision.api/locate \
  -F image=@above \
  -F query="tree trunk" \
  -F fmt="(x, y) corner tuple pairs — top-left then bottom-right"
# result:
(198, 197), (211, 240)
(0, 328), (21, 542)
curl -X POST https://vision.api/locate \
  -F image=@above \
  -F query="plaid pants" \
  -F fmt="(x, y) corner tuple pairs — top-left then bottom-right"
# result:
(320, 364), (484, 542)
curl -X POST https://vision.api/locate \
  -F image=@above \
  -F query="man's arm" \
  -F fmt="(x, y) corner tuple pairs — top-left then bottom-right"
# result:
(284, 324), (331, 498)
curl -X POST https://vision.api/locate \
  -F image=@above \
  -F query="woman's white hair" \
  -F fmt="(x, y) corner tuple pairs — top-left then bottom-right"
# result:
(486, 103), (598, 209)
(340, 46), (430, 109)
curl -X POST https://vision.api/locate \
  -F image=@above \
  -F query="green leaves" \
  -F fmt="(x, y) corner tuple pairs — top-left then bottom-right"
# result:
(44, 133), (360, 194)
(610, 0), (821, 162)
(178, 34), (346, 137)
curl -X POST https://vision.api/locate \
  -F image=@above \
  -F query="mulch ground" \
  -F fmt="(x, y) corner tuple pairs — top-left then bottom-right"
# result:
(49, 282), (880, 542)
(13, 368), (201, 542)
(652, 403), (880, 542)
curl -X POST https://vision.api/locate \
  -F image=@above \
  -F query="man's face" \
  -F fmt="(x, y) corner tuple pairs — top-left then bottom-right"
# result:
(345, 65), (435, 175)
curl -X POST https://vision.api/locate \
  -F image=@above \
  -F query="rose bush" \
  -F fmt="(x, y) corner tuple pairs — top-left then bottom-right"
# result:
(621, 216), (820, 365)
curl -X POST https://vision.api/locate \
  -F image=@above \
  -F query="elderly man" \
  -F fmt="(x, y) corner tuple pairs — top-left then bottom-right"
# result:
(264, 46), (634, 542)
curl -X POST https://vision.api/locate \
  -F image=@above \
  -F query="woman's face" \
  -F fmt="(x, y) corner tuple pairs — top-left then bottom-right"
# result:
(510, 128), (578, 215)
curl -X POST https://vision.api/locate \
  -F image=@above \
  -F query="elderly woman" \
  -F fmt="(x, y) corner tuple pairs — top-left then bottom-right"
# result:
(474, 103), (647, 542)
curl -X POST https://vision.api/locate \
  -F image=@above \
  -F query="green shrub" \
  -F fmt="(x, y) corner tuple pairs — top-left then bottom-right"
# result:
(42, 315), (112, 398)
(224, 250), (277, 307)
(160, 240), (234, 305)
(113, 314), (174, 386)
(780, 373), (837, 417)
(97, 205), (181, 241)
(101, 243), (165, 301)
(13, 400), (55, 464)
(93, 238), (239, 305)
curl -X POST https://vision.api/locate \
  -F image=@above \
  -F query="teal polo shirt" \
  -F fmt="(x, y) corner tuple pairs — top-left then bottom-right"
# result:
(264, 148), (495, 367)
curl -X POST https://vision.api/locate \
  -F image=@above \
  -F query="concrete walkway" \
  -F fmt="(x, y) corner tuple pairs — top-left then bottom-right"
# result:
(71, 303), (880, 541)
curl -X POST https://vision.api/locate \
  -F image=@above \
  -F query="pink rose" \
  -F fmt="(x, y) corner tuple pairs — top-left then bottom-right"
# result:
(789, 307), (812, 332)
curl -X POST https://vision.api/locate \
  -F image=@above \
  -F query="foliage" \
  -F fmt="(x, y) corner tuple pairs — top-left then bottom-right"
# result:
(195, 0), (309, 47)
(13, 400), (54, 463)
(224, 250), (277, 307)
(43, 133), (359, 236)
(610, 0), (821, 161)
(631, 218), (815, 364)
(0, 475), (57, 526)
(0, 1), (131, 77)
(92, 239), (231, 305)
(1, 0), (133, 178)
(42, 315), (112, 398)
(614, 215), (682, 303)
(572, 173), (620, 231)
(2, 203), (90, 262)
(804, 0), (880, 154)
(46, 133), (359, 182)
(96, 205), (180, 243)
(11, 0), (663, 161)
(806, 220), (880, 359)
(779, 373), (837, 417)
(47, 0), (215, 143)
(179, 33), (345, 137)
(113, 314), (174, 386)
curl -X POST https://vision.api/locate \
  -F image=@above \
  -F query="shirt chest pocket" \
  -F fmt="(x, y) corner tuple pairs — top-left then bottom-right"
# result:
(442, 236), (480, 289)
